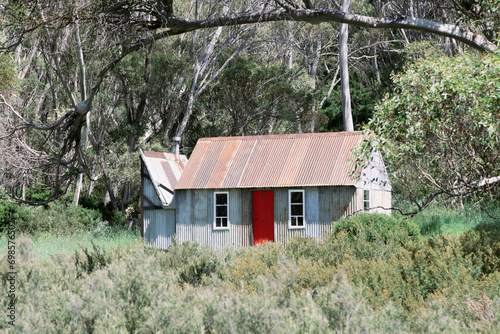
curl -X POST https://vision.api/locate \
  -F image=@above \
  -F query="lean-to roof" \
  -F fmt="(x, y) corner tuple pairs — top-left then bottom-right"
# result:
(141, 150), (188, 206)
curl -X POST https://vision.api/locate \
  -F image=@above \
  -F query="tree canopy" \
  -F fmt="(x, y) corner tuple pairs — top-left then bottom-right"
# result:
(0, 0), (499, 208)
(362, 50), (500, 212)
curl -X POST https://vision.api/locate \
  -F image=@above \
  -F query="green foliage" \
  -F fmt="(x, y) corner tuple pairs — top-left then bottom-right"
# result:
(411, 203), (500, 236)
(0, 199), (33, 232)
(363, 52), (500, 206)
(73, 242), (109, 278)
(320, 69), (391, 132)
(185, 56), (315, 146)
(0, 51), (16, 93)
(335, 213), (422, 243)
(0, 198), (108, 235)
(17, 201), (103, 235)
(460, 222), (500, 275)
(158, 241), (222, 286)
(79, 194), (127, 226)
(452, 0), (500, 41)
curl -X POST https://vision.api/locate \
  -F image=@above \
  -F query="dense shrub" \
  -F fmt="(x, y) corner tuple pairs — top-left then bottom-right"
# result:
(0, 199), (33, 232)
(79, 194), (127, 227)
(158, 241), (222, 286)
(0, 242), (411, 333)
(460, 223), (500, 275)
(17, 202), (103, 235)
(1, 199), (109, 235)
(335, 213), (421, 243)
(1, 211), (498, 332)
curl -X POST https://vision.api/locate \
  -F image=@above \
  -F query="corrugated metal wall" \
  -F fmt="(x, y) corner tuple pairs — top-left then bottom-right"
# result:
(142, 172), (176, 249)
(274, 186), (358, 245)
(175, 186), (360, 248)
(143, 177), (162, 207)
(176, 189), (253, 248)
(144, 209), (175, 249)
(145, 186), (390, 250)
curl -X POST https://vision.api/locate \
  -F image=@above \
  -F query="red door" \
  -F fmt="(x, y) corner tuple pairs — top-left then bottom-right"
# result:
(252, 190), (274, 245)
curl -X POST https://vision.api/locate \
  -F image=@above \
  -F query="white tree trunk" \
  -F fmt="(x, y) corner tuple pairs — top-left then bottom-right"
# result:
(340, 0), (354, 132)
(73, 19), (88, 206)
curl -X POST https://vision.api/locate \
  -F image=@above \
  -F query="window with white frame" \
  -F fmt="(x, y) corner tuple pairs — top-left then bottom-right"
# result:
(214, 192), (229, 229)
(289, 189), (305, 228)
(363, 190), (370, 211)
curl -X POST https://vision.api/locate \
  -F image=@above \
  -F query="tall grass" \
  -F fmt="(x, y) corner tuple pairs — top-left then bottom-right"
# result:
(411, 205), (500, 236)
(391, 195), (500, 237)
(32, 227), (139, 261)
(0, 225), (140, 261)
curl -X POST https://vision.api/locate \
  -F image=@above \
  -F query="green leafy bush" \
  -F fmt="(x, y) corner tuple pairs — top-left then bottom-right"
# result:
(363, 52), (500, 208)
(15, 202), (103, 235)
(79, 194), (127, 227)
(0, 199), (33, 232)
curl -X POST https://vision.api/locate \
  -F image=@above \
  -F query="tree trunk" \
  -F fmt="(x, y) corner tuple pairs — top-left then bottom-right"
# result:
(104, 170), (119, 212)
(309, 32), (322, 133)
(73, 19), (88, 206)
(340, 0), (354, 131)
(163, 9), (497, 52)
(173, 11), (255, 142)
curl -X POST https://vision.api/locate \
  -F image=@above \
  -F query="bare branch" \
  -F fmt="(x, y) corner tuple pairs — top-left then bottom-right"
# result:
(163, 9), (497, 52)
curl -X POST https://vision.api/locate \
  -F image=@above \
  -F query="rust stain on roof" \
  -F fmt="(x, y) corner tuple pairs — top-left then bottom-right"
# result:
(175, 131), (364, 190)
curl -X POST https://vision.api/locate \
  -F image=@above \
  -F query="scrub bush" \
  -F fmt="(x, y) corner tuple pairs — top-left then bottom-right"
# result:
(158, 241), (221, 286)
(335, 213), (421, 244)
(9, 202), (102, 235)
(460, 223), (500, 275)
(73, 242), (109, 278)
(1, 212), (498, 332)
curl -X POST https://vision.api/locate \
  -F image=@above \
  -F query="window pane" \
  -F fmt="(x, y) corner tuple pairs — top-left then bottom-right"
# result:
(364, 190), (369, 201)
(222, 217), (228, 227)
(216, 205), (227, 217)
(291, 216), (296, 226)
(216, 218), (221, 227)
(291, 204), (303, 216)
(297, 216), (304, 226)
(216, 193), (227, 205)
(291, 191), (303, 204)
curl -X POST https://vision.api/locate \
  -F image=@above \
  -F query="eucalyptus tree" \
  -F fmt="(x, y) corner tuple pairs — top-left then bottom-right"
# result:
(360, 51), (500, 214)
(188, 56), (315, 141)
(0, 0), (497, 204)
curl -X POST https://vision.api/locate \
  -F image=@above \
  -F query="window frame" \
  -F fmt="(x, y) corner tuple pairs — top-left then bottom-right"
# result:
(363, 190), (370, 211)
(214, 191), (230, 230)
(288, 189), (305, 229)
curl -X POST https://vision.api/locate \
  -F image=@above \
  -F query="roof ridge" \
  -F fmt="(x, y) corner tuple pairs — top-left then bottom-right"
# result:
(197, 131), (362, 142)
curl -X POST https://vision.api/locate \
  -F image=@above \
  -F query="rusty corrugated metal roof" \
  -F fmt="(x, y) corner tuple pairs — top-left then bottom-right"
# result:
(175, 132), (365, 190)
(141, 150), (188, 206)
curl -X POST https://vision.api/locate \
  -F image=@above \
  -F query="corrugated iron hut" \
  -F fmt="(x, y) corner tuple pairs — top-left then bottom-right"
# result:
(141, 131), (391, 249)
(140, 150), (188, 248)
